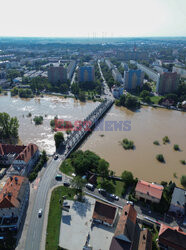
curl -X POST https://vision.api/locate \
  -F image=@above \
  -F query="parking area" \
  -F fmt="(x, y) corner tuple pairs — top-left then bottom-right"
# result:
(59, 196), (114, 250)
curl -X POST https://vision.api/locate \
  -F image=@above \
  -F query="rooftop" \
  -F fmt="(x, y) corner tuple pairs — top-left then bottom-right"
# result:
(0, 176), (28, 209)
(170, 187), (186, 208)
(159, 224), (186, 249)
(135, 180), (163, 200)
(92, 200), (117, 225)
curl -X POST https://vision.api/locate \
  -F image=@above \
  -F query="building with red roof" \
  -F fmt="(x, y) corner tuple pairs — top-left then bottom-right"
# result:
(92, 200), (117, 227)
(0, 143), (40, 176)
(158, 224), (186, 250)
(0, 176), (29, 235)
(110, 204), (152, 250)
(135, 180), (163, 204)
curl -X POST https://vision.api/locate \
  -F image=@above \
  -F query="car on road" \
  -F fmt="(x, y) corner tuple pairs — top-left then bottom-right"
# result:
(98, 188), (107, 196)
(55, 174), (62, 181)
(54, 154), (58, 160)
(64, 182), (70, 187)
(126, 201), (134, 206)
(85, 183), (95, 191)
(38, 208), (42, 218)
(109, 193), (119, 201)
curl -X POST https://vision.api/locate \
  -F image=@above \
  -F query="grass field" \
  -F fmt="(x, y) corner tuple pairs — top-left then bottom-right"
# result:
(45, 186), (76, 250)
(150, 95), (162, 104)
(60, 159), (75, 176)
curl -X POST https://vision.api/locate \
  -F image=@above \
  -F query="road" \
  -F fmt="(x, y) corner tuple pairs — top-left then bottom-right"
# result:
(24, 156), (62, 250)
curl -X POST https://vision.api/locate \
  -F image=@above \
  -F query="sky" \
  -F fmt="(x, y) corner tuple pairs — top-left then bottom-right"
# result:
(0, 0), (186, 37)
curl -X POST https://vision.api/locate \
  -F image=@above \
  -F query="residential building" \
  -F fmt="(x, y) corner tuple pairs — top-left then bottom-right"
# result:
(153, 65), (168, 74)
(0, 176), (29, 235)
(0, 70), (6, 79)
(135, 180), (163, 204)
(156, 72), (179, 94)
(136, 63), (160, 83)
(173, 66), (186, 79)
(121, 62), (129, 71)
(124, 69), (144, 90)
(0, 143), (39, 176)
(110, 204), (152, 250)
(92, 200), (117, 227)
(105, 59), (114, 70)
(112, 68), (123, 83)
(168, 187), (186, 217)
(67, 60), (76, 80)
(48, 66), (67, 84)
(111, 85), (124, 98)
(158, 224), (186, 250)
(78, 66), (95, 82)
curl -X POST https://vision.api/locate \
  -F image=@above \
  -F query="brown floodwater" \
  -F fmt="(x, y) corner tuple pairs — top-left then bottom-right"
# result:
(80, 105), (186, 186)
(0, 93), (99, 154)
(0, 93), (185, 185)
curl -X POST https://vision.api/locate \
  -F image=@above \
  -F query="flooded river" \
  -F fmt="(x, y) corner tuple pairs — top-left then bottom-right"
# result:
(0, 93), (185, 185)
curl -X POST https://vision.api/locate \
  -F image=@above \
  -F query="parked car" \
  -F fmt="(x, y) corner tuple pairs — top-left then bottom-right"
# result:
(38, 208), (43, 218)
(64, 182), (70, 187)
(54, 154), (58, 160)
(126, 201), (134, 206)
(55, 174), (62, 181)
(109, 193), (119, 201)
(85, 183), (95, 191)
(98, 188), (107, 196)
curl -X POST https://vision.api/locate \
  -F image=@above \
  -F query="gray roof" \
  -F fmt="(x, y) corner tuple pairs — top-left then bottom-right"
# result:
(170, 187), (186, 208)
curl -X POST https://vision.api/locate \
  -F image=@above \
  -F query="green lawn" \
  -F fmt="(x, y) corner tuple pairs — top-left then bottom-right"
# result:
(60, 159), (75, 176)
(45, 186), (76, 250)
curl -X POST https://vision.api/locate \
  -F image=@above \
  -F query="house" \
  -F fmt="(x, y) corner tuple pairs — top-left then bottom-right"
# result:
(135, 180), (163, 204)
(110, 204), (152, 250)
(92, 201), (117, 227)
(0, 143), (39, 176)
(168, 187), (186, 217)
(110, 204), (140, 250)
(158, 224), (186, 250)
(0, 176), (29, 235)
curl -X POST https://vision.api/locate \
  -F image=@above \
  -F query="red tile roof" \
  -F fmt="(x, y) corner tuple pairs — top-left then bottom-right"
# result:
(15, 143), (38, 163)
(114, 204), (137, 238)
(92, 201), (117, 225)
(0, 176), (28, 208)
(135, 180), (163, 200)
(159, 224), (186, 250)
(0, 143), (26, 156)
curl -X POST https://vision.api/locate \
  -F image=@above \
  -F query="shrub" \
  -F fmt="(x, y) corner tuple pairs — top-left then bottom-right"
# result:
(180, 175), (186, 188)
(33, 116), (43, 125)
(153, 140), (160, 145)
(173, 144), (180, 151)
(180, 160), (186, 165)
(163, 136), (170, 144)
(156, 154), (165, 163)
(122, 138), (134, 150)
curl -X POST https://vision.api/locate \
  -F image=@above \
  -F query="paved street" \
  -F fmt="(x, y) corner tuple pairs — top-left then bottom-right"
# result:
(24, 157), (62, 250)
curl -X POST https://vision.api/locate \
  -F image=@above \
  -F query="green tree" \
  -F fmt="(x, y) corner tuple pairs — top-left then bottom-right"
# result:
(140, 90), (150, 99)
(97, 159), (109, 179)
(119, 95), (126, 106)
(54, 132), (64, 149)
(100, 179), (115, 193)
(180, 175), (186, 188)
(0, 112), (19, 139)
(70, 176), (86, 191)
(121, 170), (134, 186)
(156, 154), (165, 163)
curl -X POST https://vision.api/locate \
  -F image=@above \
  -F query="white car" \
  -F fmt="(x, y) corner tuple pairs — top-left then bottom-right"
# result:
(38, 208), (43, 217)
(126, 201), (134, 206)
(109, 194), (119, 201)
